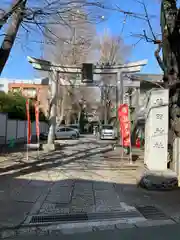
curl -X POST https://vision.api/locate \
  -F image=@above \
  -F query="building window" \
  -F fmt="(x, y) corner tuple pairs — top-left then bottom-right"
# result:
(23, 88), (37, 98)
(12, 87), (20, 93)
(0, 84), (4, 91)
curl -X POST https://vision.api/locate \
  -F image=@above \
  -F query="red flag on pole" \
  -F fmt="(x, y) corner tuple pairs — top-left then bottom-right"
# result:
(136, 137), (141, 148)
(118, 104), (131, 147)
(35, 101), (40, 138)
(26, 99), (31, 144)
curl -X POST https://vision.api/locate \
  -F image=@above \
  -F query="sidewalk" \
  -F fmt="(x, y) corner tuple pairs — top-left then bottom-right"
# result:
(0, 139), (114, 229)
(6, 224), (180, 240)
(1, 142), (180, 238)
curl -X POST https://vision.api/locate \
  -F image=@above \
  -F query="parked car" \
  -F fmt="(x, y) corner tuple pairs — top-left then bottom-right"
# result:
(100, 125), (117, 140)
(66, 124), (80, 134)
(40, 127), (79, 140)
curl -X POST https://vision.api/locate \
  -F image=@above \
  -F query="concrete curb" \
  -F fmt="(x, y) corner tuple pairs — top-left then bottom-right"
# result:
(134, 219), (176, 228)
(0, 218), (177, 238)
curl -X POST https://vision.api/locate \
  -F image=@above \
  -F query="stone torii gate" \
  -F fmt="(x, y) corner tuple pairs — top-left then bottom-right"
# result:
(27, 56), (147, 150)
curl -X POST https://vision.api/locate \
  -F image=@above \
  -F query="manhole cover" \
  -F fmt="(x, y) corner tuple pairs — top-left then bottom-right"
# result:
(136, 206), (169, 220)
(29, 210), (142, 224)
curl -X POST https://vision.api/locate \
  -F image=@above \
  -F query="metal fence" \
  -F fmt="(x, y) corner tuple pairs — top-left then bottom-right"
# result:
(0, 113), (48, 145)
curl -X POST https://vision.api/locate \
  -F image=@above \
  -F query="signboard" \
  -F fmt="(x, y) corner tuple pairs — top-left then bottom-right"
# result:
(118, 104), (131, 147)
(82, 63), (93, 83)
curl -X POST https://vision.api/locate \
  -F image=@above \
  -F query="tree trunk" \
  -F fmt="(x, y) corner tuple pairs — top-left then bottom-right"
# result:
(160, 0), (180, 163)
(0, 0), (26, 75)
(66, 110), (72, 124)
(0, 0), (24, 30)
(47, 72), (58, 145)
(57, 87), (65, 126)
(56, 99), (64, 126)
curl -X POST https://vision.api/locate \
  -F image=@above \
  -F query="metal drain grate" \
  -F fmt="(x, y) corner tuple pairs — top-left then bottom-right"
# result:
(30, 210), (142, 224)
(136, 206), (169, 220)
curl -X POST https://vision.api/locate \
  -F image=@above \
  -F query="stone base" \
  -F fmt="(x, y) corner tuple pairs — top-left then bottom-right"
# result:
(138, 169), (178, 191)
(26, 143), (42, 150)
(43, 143), (55, 152)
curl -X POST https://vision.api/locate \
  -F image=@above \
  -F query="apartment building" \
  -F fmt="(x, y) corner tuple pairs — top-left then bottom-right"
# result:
(0, 78), (49, 116)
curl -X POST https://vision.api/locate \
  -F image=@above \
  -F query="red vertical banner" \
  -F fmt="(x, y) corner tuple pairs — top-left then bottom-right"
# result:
(118, 104), (131, 147)
(35, 101), (40, 138)
(26, 99), (31, 144)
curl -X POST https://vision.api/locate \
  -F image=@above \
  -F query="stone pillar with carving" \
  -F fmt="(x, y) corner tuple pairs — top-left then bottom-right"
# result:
(144, 89), (169, 171)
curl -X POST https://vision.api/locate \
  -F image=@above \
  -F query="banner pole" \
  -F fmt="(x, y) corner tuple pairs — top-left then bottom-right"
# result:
(26, 99), (29, 161)
(128, 106), (132, 164)
(121, 123), (124, 159)
(118, 105), (124, 159)
(35, 100), (40, 159)
(129, 123), (132, 164)
(37, 135), (40, 159)
(26, 122), (29, 161)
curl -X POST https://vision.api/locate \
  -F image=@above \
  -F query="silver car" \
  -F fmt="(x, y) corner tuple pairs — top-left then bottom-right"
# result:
(66, 124), (80, 135)
(40, 127), (79, 140)
(100, 125), (117, 140)
(56, 127), (79, 139)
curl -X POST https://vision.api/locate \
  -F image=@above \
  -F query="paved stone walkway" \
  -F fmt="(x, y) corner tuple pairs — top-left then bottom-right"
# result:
(0, 138), (114, 228)
(1, 137), (180, 238)
(6, 223), (180, 240)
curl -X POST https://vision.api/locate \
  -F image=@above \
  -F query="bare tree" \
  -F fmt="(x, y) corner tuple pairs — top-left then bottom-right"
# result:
(96, 29), (131, 124)
(0, 0), (24, 30)
(0, 0), (152, 76)
(44, 7), (97, 125)
(0, 0), (26, 74)
(129, 0), (180, 161)
(97, 29), (131, 66)
(113, 0), (180, 163)
(0, 0), (110, 75)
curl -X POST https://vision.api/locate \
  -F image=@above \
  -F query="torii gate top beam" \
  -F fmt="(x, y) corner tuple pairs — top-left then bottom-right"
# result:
(27, 56), (147, 74)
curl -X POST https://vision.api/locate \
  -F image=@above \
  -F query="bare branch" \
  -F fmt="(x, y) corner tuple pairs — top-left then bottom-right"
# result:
(0, 0), (27, 74)
(97, 29), (131, 66)
(0, 0), (25, 29)
(154, 43), (165, 71)
(42, 7), (97, 123)
(114, 3), (156, 20)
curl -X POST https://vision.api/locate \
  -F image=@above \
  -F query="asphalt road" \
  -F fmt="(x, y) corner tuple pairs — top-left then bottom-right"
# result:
(8, 224), (180, 240)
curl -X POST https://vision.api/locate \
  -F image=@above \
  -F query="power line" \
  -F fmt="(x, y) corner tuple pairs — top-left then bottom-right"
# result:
(120, 14), (127, 36)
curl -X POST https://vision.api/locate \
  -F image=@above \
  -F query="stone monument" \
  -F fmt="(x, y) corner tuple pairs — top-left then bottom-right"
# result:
(144, 89), (169, 171)
(139, 89), (178, 190)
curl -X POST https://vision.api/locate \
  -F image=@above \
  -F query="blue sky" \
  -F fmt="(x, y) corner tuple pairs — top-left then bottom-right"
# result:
(0, 0), (162, 79)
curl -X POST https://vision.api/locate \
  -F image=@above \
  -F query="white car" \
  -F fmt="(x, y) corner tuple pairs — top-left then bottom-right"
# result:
(100, 125), (117, 140)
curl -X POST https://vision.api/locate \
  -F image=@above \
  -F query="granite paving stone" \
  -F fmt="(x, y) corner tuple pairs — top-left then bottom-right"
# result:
(2, 138), (180, 233)
(46, 187), (73, 204)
